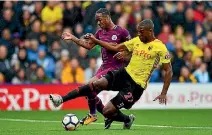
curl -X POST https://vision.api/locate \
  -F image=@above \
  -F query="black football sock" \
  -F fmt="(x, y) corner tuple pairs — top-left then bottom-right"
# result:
(112, 110), (130, 123)
(62, 84), (92, 103)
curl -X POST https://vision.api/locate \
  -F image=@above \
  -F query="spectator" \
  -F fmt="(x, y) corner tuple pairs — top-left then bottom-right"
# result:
(12, 68), (29, 84)
(179, 66), (197, 83)
(183, 51), (193, 71)
(74, 24), (84, 38)
(193, 63), (210, 83)
(111, 2), (122, 24)
(26, 19), (41, 40)
(192, 39), (204, 61)
(21, 10), (32, 37)
(32, 66), (52, 84)
(156, 5), (170, 25)
(205, 32), (212, 49)
(193, 57), (202, 71)
(27, 39), (38, 61)
(171, 2), (185, 29)
(17, 48), (29, 69)
(51, 40), (61, 61)
(203, 9), (212, 32)
(0, 45), (13, 82)
(63, 1), (83, 27)
(175, 25), (185, 43)
(184, 8), (196, 33)
(193, 23), (205, 44)
(36, 46), (55, 78)
(183, 33), (196, 52)
(41, 1), (63, 32)
(77, 46), (89, 69)
(143, 8), (161, 36)
(0, 8), (22, 34)
(84, 58), (98, 83)
(203, 48), (212, 80)
(0, 28), (15, 59)
(26, 61), (37, 82)
(32, 2), (43, 20)
(175, 39), (184, 58)
(61, 58), (84, 84)
(158, 24), (171, 44)
(193, 2), (205, 23)
(55, 49), (70, 81)
(166, 34), (175, 52)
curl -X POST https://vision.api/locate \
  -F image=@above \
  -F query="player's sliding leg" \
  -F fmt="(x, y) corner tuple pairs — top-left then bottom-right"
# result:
(80, 76), (106, 125)
(80, 91), (98, 125)
(103, 101), (135, 129)
(50, 84), (96, 107)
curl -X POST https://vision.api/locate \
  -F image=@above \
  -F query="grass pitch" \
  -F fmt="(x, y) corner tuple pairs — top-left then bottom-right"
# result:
(0, 110), (212, 135)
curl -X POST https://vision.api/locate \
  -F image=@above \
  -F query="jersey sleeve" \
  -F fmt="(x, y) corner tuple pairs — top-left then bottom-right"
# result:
(159, 44), (171, 63)
(121, 28), (131, 42)
(123, 37), (137, 52)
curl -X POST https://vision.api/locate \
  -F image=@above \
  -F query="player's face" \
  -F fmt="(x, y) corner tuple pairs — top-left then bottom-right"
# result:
(95, 13), (109, 29)
(137, 26), (150, 42)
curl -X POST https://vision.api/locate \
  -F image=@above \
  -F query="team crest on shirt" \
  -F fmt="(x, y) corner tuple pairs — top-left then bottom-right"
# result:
(165, 52), (171, 59)
(112, 35), (117, 40)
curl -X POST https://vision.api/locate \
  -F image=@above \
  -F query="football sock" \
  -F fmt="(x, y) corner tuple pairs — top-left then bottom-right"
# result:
(87, 92), (97, 115)
(62, 84), (92, 102)
(112, 110), (130, 123)
(96, 97), (104, 114)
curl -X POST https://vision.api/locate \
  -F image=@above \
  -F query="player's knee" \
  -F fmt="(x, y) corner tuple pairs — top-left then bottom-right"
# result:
(92, 78), (108, 90)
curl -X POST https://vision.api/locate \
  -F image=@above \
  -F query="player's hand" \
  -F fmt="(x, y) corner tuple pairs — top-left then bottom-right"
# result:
(86, 33), (96, 42)
(62, 32), (74, 40)
(113, 52), (125, 61)
(153, 94), (167, 105)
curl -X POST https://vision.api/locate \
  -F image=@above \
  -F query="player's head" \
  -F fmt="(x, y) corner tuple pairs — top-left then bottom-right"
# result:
(95, 8), (111, 29)
(137, 19), (154, 43)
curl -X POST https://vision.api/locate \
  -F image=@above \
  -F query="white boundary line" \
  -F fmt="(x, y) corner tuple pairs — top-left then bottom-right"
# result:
(0, 118), (212, 130)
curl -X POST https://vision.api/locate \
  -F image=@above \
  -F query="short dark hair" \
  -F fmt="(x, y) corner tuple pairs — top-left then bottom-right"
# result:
(96, 8), (110, 16)
(138, 19), (154, 30)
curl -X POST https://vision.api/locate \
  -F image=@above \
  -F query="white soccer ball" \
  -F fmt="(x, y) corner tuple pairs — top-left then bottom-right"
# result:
(62, 114), (80, 131)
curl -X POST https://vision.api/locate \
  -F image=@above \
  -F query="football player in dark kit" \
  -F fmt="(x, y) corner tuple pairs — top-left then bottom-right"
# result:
(50, 8), (131, 127)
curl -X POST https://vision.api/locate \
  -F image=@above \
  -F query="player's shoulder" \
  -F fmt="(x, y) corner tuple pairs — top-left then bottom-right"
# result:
(153, 39), (167, 49)
(116, 26), (129, 32)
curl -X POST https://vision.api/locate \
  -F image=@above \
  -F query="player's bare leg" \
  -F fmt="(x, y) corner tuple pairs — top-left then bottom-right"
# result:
(103, 101), (135, 129)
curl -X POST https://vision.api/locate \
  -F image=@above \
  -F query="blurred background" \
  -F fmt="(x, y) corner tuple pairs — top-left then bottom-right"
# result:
(0, 1), (211, 85)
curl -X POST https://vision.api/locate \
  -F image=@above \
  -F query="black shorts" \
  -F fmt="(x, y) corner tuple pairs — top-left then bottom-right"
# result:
(104, 67), (144, 109)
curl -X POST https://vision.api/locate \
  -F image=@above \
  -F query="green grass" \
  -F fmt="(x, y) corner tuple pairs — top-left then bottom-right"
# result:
(0, 110), (212, 135)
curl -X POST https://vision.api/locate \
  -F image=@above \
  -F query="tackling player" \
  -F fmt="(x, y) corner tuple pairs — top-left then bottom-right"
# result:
(50, 19), (173, 129)
(50, 8), (131, 126)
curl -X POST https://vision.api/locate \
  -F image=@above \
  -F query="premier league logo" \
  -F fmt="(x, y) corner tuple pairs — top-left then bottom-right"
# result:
(112, 35), (117, 40)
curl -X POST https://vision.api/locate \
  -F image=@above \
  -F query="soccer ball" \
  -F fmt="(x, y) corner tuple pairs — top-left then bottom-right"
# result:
(62, 114), (80, 131)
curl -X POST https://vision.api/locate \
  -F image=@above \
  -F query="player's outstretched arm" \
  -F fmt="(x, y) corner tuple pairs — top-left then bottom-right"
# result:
(113, 51), (132, 62)
(88, 34), (127, 52)
(61, 32), (95, 50)
(154, 63), (173, 104)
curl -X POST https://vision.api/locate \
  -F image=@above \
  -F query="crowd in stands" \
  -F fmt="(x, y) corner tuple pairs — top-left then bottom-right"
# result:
(0, 1), (211, 84)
